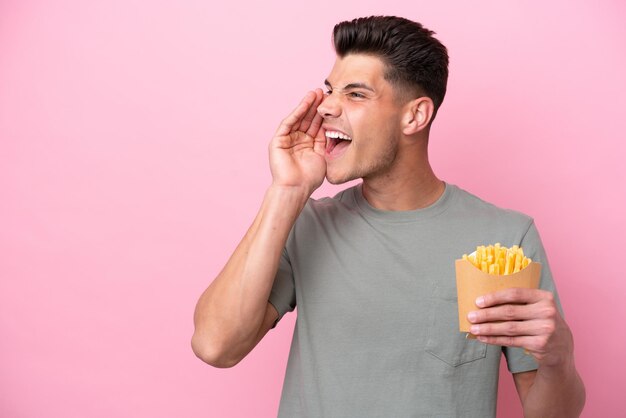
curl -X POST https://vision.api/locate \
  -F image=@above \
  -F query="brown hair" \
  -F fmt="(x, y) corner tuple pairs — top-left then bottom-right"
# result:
(333, 16), (449, 119)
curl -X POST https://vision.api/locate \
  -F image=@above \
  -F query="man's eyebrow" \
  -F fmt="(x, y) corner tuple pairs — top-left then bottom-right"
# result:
(324, 79), (375, 92)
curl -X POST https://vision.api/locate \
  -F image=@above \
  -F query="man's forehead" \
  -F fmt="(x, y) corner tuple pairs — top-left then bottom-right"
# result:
(324, 54), (387, 88)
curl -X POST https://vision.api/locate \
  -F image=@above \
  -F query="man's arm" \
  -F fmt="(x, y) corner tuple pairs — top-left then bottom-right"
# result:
(191, 90), (327, 368)
(513, 356), (585, 417)
(468, 289), (585, 417)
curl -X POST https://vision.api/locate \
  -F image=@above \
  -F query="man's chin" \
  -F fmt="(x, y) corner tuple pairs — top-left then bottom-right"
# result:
(325, 171), (359, 185)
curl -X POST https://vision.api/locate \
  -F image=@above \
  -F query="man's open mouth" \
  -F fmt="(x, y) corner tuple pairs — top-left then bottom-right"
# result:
(325, 130), (352, 157)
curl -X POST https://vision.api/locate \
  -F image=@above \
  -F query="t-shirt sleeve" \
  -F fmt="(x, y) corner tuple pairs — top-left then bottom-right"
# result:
(268, 247), (296, 329)
(503, 220), (565, 373)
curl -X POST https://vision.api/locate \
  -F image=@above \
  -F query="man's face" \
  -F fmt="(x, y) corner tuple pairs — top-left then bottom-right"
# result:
(317, 54), (406, 184)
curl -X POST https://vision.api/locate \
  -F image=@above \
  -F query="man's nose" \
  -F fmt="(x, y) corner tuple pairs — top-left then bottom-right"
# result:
(317, 93), (341, 118)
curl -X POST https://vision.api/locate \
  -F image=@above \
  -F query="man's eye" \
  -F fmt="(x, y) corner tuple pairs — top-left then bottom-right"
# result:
(348, 92), (365, 98)
(325, 90), (332, 96)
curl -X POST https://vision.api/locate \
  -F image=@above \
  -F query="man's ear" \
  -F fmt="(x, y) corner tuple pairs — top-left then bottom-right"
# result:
(402, 97), (434, 135)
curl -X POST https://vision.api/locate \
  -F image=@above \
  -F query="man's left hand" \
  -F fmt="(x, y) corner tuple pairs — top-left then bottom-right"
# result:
(468, 288), (574, 367)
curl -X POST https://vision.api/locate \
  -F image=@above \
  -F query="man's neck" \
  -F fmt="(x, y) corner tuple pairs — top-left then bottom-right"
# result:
(361, 153), (444, 212)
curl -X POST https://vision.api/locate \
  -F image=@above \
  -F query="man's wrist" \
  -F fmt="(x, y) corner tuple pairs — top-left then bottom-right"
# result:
(537, 351), (577, 381)
(264, 183), (312, 219)
(268, 183), (313, 206)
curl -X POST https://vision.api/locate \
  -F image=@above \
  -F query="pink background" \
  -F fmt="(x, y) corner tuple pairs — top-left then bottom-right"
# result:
(1, 0), (624, 417)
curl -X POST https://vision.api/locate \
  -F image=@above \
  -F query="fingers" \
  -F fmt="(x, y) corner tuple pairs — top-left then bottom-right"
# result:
(469, 289), (558, 329)
(295, 89), (323, 133)
(307, 112), (324, 138)
(468, 303), (536, 324)
(470, 319), (548, 337)
(274, 91), (318, 137)
(476, 288), (552, 308)
(313, 121), (327, 156)
(468, 289), (560, 357)
(475, 335), (542, 351)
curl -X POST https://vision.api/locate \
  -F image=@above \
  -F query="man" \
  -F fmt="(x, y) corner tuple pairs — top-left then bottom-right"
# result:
(192, 16), (585, 417)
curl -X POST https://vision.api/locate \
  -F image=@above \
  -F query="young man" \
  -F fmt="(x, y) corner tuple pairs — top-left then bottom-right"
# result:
(192, 16), (585, 417)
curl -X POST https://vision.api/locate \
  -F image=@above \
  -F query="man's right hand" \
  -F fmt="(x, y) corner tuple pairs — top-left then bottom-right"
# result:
(269, 89), (326, 196)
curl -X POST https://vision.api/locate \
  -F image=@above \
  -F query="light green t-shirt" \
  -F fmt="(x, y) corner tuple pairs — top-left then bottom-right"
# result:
(269, 183), (561, 418)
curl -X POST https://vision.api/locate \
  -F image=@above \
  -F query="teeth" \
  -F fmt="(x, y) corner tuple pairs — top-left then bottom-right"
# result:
(324, 131), (352, 141)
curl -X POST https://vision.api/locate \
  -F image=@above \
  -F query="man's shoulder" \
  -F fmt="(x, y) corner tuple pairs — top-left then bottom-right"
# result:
(448, 183), (534, 230)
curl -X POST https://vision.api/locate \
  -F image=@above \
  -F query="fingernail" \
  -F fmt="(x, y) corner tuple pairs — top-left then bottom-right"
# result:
(476, 296), (485, 307)
(467, 311), (477, 322)
(470, 325), (480, 334)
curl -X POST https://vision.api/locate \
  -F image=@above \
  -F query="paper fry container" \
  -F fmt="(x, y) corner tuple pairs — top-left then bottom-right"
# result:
(455, 259), (541, 334)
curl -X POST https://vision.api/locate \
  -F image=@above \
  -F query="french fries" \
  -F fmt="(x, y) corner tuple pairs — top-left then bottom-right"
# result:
(462, 244), (531, 275)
